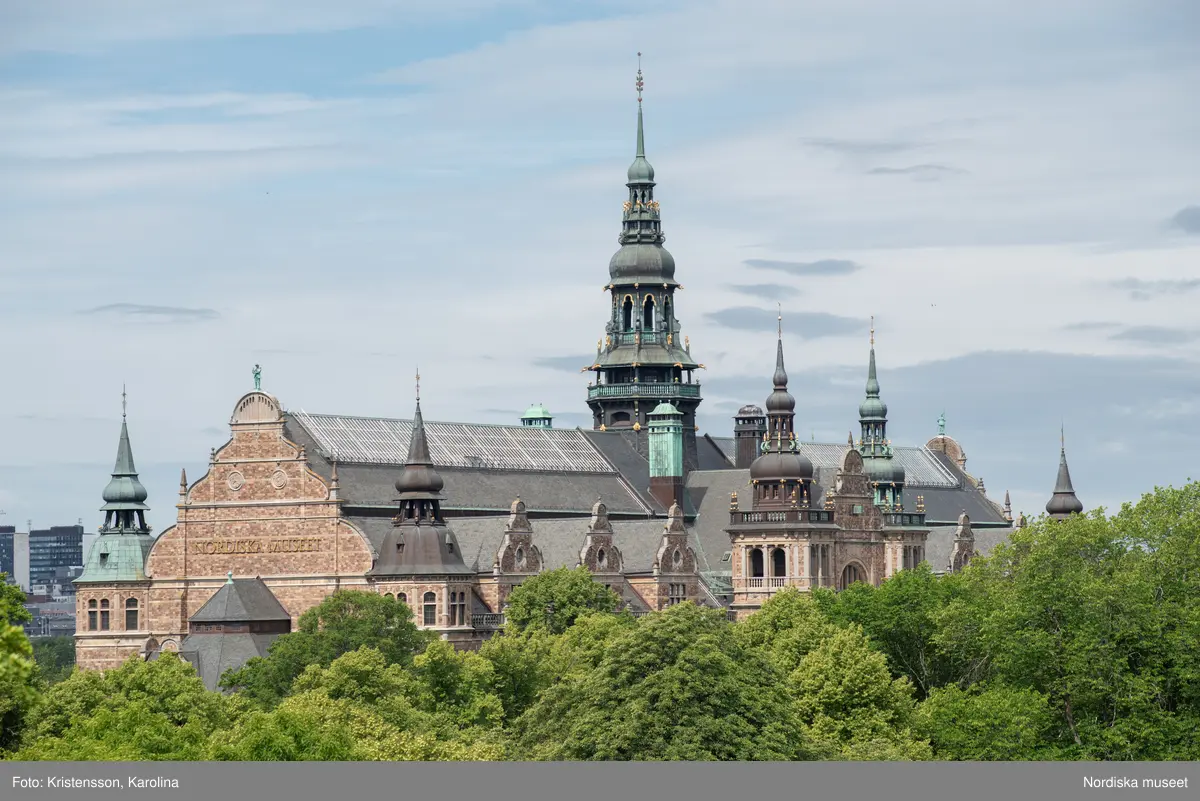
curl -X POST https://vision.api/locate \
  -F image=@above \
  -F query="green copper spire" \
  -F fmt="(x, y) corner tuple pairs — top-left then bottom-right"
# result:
(78, 391), (155, 585)
(857, 320), (905, 507)
(627, 53), (654, 184)
(101, 389), (149, 515)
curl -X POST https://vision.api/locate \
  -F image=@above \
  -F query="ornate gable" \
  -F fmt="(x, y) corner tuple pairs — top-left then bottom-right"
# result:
(579, 500), (623, 574)
(653, 502), (696, 575)
(494, 498), (543, 575)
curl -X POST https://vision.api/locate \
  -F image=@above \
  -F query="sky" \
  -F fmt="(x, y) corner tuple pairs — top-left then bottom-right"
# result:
(1, 0), (1198, 537)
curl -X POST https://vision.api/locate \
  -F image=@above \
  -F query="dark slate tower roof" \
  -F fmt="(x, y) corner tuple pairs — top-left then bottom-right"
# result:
(1045, 434), (1084, 520)
(749, 315), (813, 483)
(189, 574), (291, 624)
(372, 377), (474, 576)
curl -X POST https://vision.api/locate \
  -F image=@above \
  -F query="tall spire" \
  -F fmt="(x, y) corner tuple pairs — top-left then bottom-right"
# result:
(627, 53), (655, 185)
(1046, 430), (1084, 519)
(772, 305), (788, 389)
(858, 322), (904, 505)
(395, 371), (444, 504)
(100, 390), (150, 532)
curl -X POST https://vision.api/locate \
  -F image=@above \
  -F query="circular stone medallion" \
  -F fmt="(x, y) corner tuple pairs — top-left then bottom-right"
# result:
(270, 470), (288, 490)
(227, 471), (245, 491)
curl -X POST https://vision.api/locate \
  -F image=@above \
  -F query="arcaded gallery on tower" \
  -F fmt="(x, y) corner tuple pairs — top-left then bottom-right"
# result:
(73, 68), (1083, 686)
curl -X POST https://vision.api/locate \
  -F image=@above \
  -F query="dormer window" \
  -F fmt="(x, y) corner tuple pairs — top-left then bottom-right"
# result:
(397, 541), (405, 553)
(447, 542), (455, 554)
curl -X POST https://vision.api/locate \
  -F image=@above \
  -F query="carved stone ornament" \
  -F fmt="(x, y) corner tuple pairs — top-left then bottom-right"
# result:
(227, 471), (246, 491)
(270, 469), (288, 490)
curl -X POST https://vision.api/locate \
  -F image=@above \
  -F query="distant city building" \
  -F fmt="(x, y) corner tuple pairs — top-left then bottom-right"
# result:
(29, 525), (84, 594)
(74, 65), (1083, 675)
(0, 526), (14, 582)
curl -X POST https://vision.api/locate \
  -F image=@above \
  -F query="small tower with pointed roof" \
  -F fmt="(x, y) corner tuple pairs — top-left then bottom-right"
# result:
(75, 389), (156, 670)
(1045, 429), (1084, 520)
(586, 55), (703, 470)
(651, 501), (697, 609)
(371, 372), (476, 639)
(858, 318), (906, 509)
(748, 312), (814, 510)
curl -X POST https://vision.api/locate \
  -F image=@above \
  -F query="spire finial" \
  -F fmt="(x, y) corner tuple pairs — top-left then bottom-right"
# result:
(121, 384), (127, 419)
(416, 367), (421, 403)
(1061, 422), (1065, 452)
(870, 316), (875, 346)
(226, 570), (233, 585)
(636, 52), (643, 103)
(777, 302), (782, 339)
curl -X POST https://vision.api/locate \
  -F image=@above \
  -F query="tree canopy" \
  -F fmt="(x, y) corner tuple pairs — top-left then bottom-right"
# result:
(10, 481), (1200, 762)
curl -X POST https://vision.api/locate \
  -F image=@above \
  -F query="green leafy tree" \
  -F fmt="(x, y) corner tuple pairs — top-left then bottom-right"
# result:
(788, 625), (930, 760)
(815, 564), (967, 696)
(514, 603), (806, 760)
(0, 576), (31, 626)
(18, 653), (228, 760)
(212, 647), (504, 760)
(0, 621), (40, 753)
(736, 588), (838, 676)
(934, 508), (1194, 760)
(31, 636), (76, 685)
(915, 684), (1059, 760)
(222, 590), (433, 707)
(503, 567), (621, 634)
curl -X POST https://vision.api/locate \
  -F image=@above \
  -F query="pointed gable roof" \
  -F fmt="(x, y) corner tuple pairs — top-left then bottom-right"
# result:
(189, 576), (291, 624)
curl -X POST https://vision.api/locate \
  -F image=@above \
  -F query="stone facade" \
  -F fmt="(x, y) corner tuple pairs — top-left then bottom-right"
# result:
(727, 442), (930, 620)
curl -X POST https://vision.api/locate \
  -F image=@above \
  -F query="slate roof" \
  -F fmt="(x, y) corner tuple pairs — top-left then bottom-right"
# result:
(189, 578), (291, 623)
(925, 525), (1011, 575)
(697, 435), (735, 471)
(289, 411), (612, 472)
(179, 632), (279, 692)
(286, 416), (655, 517)
(348, 514), (689, 581)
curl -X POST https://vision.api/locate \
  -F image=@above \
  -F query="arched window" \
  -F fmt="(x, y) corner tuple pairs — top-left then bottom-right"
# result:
(841, 563), (864, 590)
(398, 592), (407, 605)
(771, 548), (787, 578)
(663, 297), (672, 327)
(597, 548), (607, 569)
(125, 598), (139, 631)
(643, 296), (655, 330)
(423, 592), (437, 626)
(749, 549), (764, 578)
(87, 599), (97, 631)
(622, 296), (634, 330)
(384, 592), (394, 599)
(99, 599), (110, 631)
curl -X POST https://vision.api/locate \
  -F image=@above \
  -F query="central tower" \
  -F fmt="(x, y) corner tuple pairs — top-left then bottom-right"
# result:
(585, 57), (703, 470)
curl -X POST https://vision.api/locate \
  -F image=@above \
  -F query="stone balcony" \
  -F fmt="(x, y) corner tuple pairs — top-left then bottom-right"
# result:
(728, 509), (836, 525)
(587, 382), (702, 400)
(733, 576), (834, 592)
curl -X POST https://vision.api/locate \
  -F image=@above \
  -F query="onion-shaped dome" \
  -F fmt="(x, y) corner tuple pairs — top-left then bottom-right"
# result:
(863, 456), (906, 487)
(749, 449), (814, 482)
(608, 243), (676, 282)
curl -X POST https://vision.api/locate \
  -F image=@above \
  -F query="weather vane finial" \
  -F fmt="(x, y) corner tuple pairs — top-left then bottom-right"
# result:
(870, 315), (875, 346)
(636, 52), (644, 103)
(416, 367), (421, 403)
(1061, 422), (1065, 451)
(121, 384), (127, 419)
(777, 302), (782, 339)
